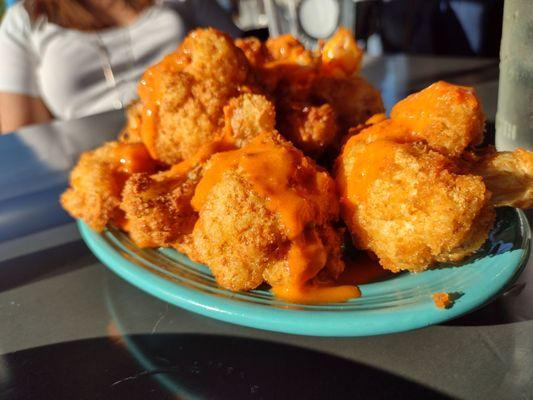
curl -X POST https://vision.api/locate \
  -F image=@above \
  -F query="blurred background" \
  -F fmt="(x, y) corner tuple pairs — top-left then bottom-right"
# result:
(233, 0), (503, 57)
(0, 0), (505, 133)
(0, 0), (504, 56)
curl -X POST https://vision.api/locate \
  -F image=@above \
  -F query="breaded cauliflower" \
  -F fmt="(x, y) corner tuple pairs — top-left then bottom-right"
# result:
(120, 167), (201, 248)
(189, 133), (344, 291)
(236, 29), (384, 157)
(336, 137), (494, 272)
(61, 142), (157, 231)
(390, 81), (485, 158)
(137, 28), (255, 165)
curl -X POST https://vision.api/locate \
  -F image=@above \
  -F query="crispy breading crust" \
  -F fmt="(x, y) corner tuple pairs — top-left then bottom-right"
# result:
(391, 81), (485, 157)
(119, 101), (143, 143)
(155, 73), (237, 164)
(337, 140), (493, 272)
(120, 167), (201, 248)
(223, 93), (276, 147)
(191, 170), (289, 291)
(236, 32), (384, 157)
(277, 102), (338, 156)
(60, 142), (125, 232)
(313, 76), (384, 134)
(464, 148), (533, 209)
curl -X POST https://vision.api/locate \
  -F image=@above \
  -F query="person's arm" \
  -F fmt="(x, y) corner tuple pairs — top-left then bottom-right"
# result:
(0, 92), (52, 133)
(0, 4), (53, 133)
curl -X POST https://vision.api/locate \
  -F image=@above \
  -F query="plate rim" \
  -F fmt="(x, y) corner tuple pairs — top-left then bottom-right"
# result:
(78, 208), (531, 337)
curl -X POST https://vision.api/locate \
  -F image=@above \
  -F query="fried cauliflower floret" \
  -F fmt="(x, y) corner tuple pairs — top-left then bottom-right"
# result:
(465, 147), (533, 208)
(61, 143), (124, 232)
(120, 167), (201, 248)
(336, 138), (494, 272)
(189, 133), (343, 291)
(191, 170), (288, 291)
(137, 28), (255, 165)
(313, 76), (384, 133)
(154, 73), (237, 164)
(234, 37), (265, 68)
(264, 34), (317, 70)
(176, 28), (250, 84)
(235, 30), (382, 157)
(223, 93), (276, 147)
(61, 142), (157, 231)
(277, 102), (338, 156)
(320, 27), (363, 77)
(390, 81), (485, 157)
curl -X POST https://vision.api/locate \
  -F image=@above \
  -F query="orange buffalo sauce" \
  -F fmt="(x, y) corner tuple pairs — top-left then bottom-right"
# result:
(272, 284), (361, 304)
(273, 252), (391, 304)
(321, 27), (362, 77)
(110, 142), (157, 232)
(113, 143), (158, 174)
(137, 53), (182, 159)
(390, 81), (481, 138)
(336, 118), (419, 229)
(166, 139), (236, 179)
(191, 138), (323, 240)
(192, 135), (361, 303)
(338, 252), (392, 285)
(343, 139), (398, 204)
(287, 230), (327, 283)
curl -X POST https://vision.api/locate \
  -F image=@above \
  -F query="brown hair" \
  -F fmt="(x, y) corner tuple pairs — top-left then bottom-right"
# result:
(24, 0), (154, 31)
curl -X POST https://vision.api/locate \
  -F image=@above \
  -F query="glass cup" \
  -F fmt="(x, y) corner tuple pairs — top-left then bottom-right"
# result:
(495, 0), (533, 151)
(263, 0), (356, 48)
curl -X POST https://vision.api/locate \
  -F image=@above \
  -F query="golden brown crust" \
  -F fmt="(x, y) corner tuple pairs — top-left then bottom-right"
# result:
(223, 93), (276, 147)
(390, 81), (485, 157)
(176, 28), (250, 84)
(337, 140), (493, 272)
(155, 73), (237, 164)
(312, 76), (385, 134)
(191, 170), (288, 291)
(60, 142), (125, 232)
(120, 167), (201, 248)
(277, 102), (338, 157)
(465, 148), (533, 209)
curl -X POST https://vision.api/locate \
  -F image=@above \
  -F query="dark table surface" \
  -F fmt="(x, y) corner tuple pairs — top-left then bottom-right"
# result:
(1, 55), (532, 400)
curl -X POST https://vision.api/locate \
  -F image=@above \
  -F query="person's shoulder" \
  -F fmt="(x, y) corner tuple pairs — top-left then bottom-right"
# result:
(1, 2), (33, 33)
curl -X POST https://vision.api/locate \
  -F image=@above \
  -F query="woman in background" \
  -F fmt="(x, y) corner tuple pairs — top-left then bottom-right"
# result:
(0, 0), (239, 133)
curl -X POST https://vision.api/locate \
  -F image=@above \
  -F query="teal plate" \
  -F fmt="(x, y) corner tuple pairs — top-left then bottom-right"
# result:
(78, 207), (531, 337)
